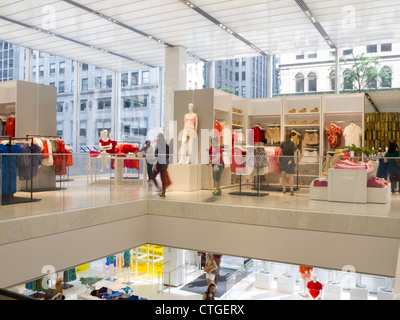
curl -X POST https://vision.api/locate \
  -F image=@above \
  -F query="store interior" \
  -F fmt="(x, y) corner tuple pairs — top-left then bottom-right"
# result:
(6, 246), (395, 301)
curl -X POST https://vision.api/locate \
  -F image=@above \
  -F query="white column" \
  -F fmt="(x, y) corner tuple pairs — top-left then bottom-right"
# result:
(164, 46), (187, 140)
(73, 61), (81, 152)
(267, 55), (273, 98)
(112, 71), (119, 140)
(335, 48), (340, 94)
(27, 48), (33, 82)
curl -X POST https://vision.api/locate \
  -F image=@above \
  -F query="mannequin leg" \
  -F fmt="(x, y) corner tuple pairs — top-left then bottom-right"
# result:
(179, 138), (189, 164)
(187, 137), (195, 164)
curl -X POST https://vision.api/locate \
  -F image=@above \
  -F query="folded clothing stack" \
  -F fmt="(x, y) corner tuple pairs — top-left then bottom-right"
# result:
(313, 178), (328, 187)
(367, 177), (388, 188)
(334, 159), (372, 170)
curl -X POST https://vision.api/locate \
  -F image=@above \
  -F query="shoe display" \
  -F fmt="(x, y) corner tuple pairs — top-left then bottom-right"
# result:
(289, 121), (297, 125)
(299, 108), (307, 113)
(299, 120), (307, 125)
(288, 109), (296, 113)
(310, 107), (319, 113)
(310, 120), (319, 125)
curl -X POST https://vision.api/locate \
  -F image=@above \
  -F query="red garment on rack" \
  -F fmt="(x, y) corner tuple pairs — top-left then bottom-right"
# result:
(214, 120), (223, 144)
(99, 139), (117, 154)
(111, 144), (140, 170)
(274, 147), (281, 174)
(231, 147), (246, 174)
(325, 123), (343, 148)
(251, 126), (265, 143)
(54, 140), (67, 175)
(5, 117), (15, 137)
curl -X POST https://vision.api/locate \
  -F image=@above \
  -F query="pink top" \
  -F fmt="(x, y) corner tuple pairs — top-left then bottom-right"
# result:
(184, 113), (198, 131)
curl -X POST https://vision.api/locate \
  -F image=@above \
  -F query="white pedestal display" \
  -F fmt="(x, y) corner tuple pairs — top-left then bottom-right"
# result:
(324, 282), (342, 300)
(167, 164), (202, 192)
(350, 287), (369, 300)
(255, 271), (272, 290)
(309, 185), (328, 201)
(276, 275), (296, 294)
(377, 288), (394, 300)
(367, 185), (391, 204)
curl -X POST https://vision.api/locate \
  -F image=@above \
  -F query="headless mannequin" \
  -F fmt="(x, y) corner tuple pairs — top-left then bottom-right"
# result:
(179, 103), (198, 165)
(106, 256), (116, 281)
(299, 266), (313, 297)
(122, 250), (132, 284)
(307, 273), (323, 300)
(99, 130), (112, 172)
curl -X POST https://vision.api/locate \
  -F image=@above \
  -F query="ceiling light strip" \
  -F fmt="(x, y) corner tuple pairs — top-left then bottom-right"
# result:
(180, 0), (267, 56)
(62, 0), (207, 63)
(0, 15), (156, 68)
(295, 0), (336, 49)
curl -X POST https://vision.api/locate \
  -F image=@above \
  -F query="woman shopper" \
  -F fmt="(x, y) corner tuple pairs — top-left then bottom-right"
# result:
(384, 141), (400, 194)
(202, 283), (216, 300)
(204, 253), (217, 287)
(278, 131), (298, 195)
(138, 140), (154, 181)
(151, 133), (170, 197)
(209, 137), (224, 196)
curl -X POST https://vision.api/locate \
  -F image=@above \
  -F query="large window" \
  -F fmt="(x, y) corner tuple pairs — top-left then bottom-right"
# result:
(308, 72), (317, 92)
(295, 73), (304, 93)
(381, 67), (392, 88)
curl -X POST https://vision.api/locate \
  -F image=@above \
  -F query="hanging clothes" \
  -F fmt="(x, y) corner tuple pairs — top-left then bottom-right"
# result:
(112, 143), (140, 170)
(16, 143), (42, 181)
(343, 123), (362, 147)
(251, 125), (265, 143)
(325, 122), (343, 148)
(5, 116), (15, 137)
(63, 268), (77, 283)
(230, 147), (246, 174)
(42, 139), (54, 167)
(266, 126), (280, 144)
(53, 140), (68, 175)
(0, 143), (22, 196)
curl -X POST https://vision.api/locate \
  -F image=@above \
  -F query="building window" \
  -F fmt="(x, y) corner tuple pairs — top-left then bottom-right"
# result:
(80, 121), (87, 137)
(242, 72), (246, 81)
(50, 82), (55, 87)
(308, 72), (317, 92)
(343, 70), (353, 90)
(56, 122), (63, 137)
(70, 80), (74, 92)
(329, 71), (335, 91)
(32, 66), (36, 79)
(235, 59), (239, 67)
(381, 43), (392, 52)
(235, 87), (239, 95)
(217, 66), (222, 77)
(106, 75), (112, 88)
(96, 120), (111, 137)
(142, 71), (150, 85)
(81, 78), (88, 91)
(59, 61), (65, 75)
(50, 63), (55, 75)
(82, 63), (88, 71)
(121, 73), (128, 87)
(95, 76), (102, 89)
(98, 98), (111, 110)
(57, 102), (64, 113)
(308, 52), (317, 59)
(80, 100), (87, 112)
(58, 81), (65, 93)
(242, 59), (246, 67)
(296, 53), (304, 60)
(130, 95), (148, 108)
(235, 72), (239, 81)
(367, 45), (377, 53)
(295, 73), (304, 93)
(131, 72), (139, 86)
(381, 67), (392, 88)
(242, 86), (246, 96)
(343, 49), (353, 56)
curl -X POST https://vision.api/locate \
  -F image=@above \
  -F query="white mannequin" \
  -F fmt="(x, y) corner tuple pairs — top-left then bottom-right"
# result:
(307, 273), (323, 300)
(99, 129), (112, 172)
(106, 256), (116, 282)
(179, 103), (198, 165)
(122, 250), (132, 284)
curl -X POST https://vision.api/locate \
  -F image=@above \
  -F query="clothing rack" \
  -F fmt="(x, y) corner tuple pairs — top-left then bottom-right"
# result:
(0, 136), (40, 205)
(229, 167), (269, 197)
(21, 134), (67, 192)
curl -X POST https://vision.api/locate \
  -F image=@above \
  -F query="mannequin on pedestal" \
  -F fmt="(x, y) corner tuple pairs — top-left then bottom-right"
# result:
(179, 103), (198, 165)
(299, 266), (313, 297)
(99, 130), (116, 172)
(122, 250), (132, 284)
(105, 255), (116, 282)
(307, 273), (323, 300)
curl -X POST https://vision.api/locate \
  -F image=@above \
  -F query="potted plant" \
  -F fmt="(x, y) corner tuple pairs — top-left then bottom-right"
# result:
(80, 277), (103, 293)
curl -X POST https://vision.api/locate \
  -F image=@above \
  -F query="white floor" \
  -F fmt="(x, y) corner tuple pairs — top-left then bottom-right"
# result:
(1, 174), (400, 221)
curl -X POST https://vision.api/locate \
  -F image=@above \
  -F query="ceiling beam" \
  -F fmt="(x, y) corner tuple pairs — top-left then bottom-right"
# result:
(365, 93), (380, 113)
(0, 15), (156, 69)
(62, 0), (208, 63)
(180, 0), (267, 56)
(295, 0), (336, 49)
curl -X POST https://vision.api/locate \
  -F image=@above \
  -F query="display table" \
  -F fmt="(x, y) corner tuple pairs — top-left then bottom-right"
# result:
(349, 287), (369, 300)
(324, 282), (342, 300)
(276, 275), (296, 294)
(111, 154), (146, 186)
(167, 164), (202, 192)
(377, 288), (394, 300)
(309, 184), (328, 201)
(255, 271), (272, 290)
(328, 167), (374, 203)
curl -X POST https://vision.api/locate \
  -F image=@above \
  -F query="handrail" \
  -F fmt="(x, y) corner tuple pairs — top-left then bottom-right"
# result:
(0, 288), (36, 300)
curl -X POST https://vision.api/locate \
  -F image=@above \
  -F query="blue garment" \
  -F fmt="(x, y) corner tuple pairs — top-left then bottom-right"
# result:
(0, 144), (22, 196)
(376, 158), (388, 180)
(16, 143), (42, 181)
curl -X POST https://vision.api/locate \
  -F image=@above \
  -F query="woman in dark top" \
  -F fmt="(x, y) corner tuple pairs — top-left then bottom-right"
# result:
(152, 133), (170, 197)
(384, 141), (400, 193)
(278, 131), (298, 195)
(202, 283), (216, 300)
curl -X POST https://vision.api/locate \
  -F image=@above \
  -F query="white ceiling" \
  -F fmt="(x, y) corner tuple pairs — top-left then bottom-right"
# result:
(0, 0), (399, 71)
